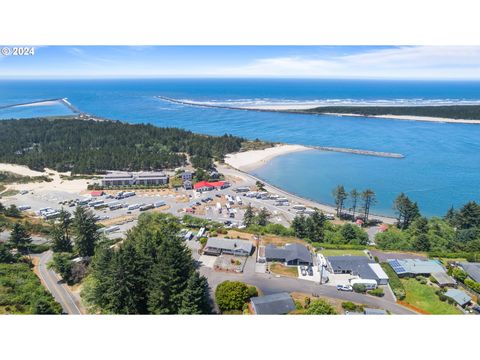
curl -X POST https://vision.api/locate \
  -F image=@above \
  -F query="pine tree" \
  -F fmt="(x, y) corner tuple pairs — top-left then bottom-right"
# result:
(51, 209), (73, 253)
(108, 242), (150, 314)
(9, 223), (32, 254)
(179, 272), (212, 315)
(243, 204), (255, 227)
(147, 236), (194, 314)
(332, 185), (347, 218)
(72, 206), (99, 257)
(256, 207), (270, 226)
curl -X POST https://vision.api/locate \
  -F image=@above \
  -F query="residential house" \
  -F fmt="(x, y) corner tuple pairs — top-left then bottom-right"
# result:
(203, 237), (253, 257)
(327, 256), (389, 285)
(265, 243), (312, 266)
(250, 293), (296, 315)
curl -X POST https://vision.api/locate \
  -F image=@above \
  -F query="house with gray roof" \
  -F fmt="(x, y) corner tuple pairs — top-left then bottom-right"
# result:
(203, 237), (253, 257)
(327, 256), (389, 285)
(265, 243), (312, 266)
(444, 289), (472, 307)
(459, 262), (480, 283)
(250, 293), (296, 315)
(387, 259), (446, 277)
(364, 308), (388, 315)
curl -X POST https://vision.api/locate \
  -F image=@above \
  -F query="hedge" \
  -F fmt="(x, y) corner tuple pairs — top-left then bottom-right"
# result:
(380, 262), (406, 300)
(464, 278), (480, 293)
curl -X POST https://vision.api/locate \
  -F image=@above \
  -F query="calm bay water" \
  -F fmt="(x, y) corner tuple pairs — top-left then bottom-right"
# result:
(1, 79), (480, 216)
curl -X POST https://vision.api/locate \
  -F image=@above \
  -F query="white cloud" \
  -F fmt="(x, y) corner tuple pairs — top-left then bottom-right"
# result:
(212, 46), (480, 79)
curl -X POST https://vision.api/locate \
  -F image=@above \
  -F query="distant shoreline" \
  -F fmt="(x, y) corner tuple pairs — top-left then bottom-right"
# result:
(157, 96), (480, 124)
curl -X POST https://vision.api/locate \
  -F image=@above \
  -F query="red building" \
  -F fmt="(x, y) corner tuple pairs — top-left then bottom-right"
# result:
(193, 181), (228, 192)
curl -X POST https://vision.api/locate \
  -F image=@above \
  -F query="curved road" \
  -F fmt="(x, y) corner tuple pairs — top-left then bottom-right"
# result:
(200, 267), (416, 315)
(34, 251), (82, 315)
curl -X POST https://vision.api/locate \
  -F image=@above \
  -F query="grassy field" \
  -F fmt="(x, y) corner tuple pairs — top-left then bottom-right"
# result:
(269, 263), (298, 278)
(401, 278), (461, 315)
(319, 249), (367, 257)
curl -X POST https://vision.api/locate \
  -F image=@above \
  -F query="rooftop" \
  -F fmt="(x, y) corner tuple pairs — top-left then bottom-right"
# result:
(387, 259), (445, 275)
(265, 243), (312, 264)
(327, 256), (380, 281)
(205, 237), (253, 253)
(444, 289), (472, 306)
(251, 293), (296, 315)
(194, 181), (226, 189)
(459, 262), (480, 283)
(364, 308), (388, 315)
(431, 271), (456, 286)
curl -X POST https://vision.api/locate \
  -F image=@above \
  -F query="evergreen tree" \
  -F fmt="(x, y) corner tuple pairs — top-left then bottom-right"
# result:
(51, 209), (73, 253)
(179, 272), (211, 315)
(108, 242), (150, 314)
(350, 188), (360, 220)
(413, 233), (431, 252)
(393, 193), (420, 229)
(243, 204), (255, 227)
(72, 206), (99, 257)
(332, 185), (347, 218)
(256, 207), (270, 226)
(9, 223), (32, 254)
(361, 189), (376, 224)
(306, 211), (326, 242)
(147, 236), (194, 314)
(292, 214), (308, 238)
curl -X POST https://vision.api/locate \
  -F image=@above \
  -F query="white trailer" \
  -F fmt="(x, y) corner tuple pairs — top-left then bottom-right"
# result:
(216, 202), (222, 213)
(350, 278), (378, 290)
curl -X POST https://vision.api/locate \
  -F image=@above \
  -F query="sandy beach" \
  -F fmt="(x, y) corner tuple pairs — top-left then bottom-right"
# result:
(224, 144), (311, 172)
(321, 112), (480, 125)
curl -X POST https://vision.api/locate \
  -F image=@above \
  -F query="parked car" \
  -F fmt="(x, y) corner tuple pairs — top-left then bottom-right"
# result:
(307, 265), (313, 276)
(336, 284), (353, 292)
(300, 266), (307, 276)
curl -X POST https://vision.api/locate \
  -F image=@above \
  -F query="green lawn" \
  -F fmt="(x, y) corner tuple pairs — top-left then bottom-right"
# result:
(401, 278), (461, 315)
(319, 249), (367, 257)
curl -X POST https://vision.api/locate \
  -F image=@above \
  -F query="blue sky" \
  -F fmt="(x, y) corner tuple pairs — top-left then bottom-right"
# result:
(1, 46), (480, 79)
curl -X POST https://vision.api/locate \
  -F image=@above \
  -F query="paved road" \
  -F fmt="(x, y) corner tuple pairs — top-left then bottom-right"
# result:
(199, 266), (415, 315)
(34, 251), (82, 315)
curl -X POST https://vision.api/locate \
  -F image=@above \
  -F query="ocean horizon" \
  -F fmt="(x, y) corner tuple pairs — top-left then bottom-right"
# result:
(1, 78), (480, 217)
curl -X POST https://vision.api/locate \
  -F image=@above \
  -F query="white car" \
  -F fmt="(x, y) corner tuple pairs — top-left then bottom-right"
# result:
(336, 284), (353, 292)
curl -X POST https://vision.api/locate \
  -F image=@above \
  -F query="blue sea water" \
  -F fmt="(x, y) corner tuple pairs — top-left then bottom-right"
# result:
(1, 78), (480, 217)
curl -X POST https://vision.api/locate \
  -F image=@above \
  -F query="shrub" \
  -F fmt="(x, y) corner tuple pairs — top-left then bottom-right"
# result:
(199, 237), (208, 246)
(416, 276), (427, 285)
(465, 278), (480, 293)
(368, 288), (384, 297)
(393, 288), (406, 300)
(247, 286), (258, 298)
(341, 301), (357, 311)
(429, 275), (438, 284)
(380, 263), (406, 300)
(353, 283), (366, 293)
(304, 299), (337, 315)
(452, 268), (467, 282)
(215, 281), (253, 312)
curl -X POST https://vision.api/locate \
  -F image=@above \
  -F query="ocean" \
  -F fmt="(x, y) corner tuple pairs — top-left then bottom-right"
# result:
(1, 78), (480, 217)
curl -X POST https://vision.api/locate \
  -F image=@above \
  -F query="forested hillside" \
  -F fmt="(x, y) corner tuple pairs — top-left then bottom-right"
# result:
(0, 118), (246, 173)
